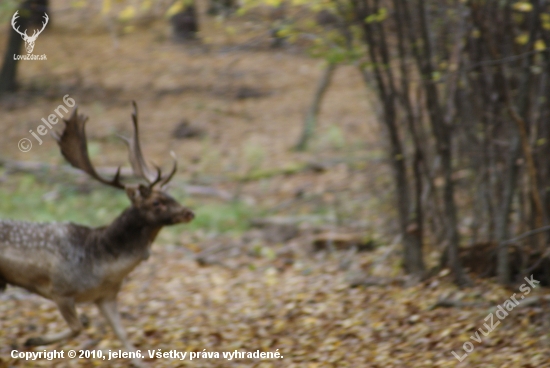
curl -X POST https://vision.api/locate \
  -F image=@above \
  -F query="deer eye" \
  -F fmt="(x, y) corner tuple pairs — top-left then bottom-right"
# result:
(152, 200), (161, 207)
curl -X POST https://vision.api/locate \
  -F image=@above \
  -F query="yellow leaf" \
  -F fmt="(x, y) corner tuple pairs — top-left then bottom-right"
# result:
(515, 33), (529, 45)
(225, 26), (237, 36)
(302, 317), (318, 327)
(71, 0), (87, 9)
(185, 243), (201, 253)
(535, 39), (546, 51)
(141, 0), (152, 11)
(165, 0), (185, 18)
(512, 1), (533, 12)
(265, 0), (283, 6)
(276, 27), (293, 38)
(377, 8), (388, 21)
(118, 6), (136, 22)
(101, 0), (111, 15)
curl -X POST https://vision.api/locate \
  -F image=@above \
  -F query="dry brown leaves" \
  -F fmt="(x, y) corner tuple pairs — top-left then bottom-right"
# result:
(1, 234), (550, 368)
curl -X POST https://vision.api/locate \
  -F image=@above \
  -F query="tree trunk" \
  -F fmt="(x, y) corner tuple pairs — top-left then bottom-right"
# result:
(207, 0), (238, 16)
(0, 0), (50, 95)
(294, 63), (336, 151)
(171, 1), (199, 42)
(406, 0), (469, 285)
(356, 0), (425, 277)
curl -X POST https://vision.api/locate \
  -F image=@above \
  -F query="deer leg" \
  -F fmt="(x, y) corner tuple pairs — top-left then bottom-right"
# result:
(96, 298), (134, 351)
(96, 298), (144, 367)
(25, 297), (82, 346)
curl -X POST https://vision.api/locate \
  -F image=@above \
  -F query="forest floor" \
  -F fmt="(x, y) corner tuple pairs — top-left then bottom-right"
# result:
(1, 1), (550, 367)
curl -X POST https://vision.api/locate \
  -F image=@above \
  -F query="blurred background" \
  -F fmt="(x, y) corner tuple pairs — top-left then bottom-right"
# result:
(1, 0), (550, 366)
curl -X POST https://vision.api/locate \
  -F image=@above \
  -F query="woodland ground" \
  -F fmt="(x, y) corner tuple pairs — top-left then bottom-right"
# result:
(0, 1), (550, 367)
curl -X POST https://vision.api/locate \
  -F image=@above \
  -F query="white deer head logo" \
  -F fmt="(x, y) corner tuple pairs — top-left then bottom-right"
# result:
(11, 11), (49, 54)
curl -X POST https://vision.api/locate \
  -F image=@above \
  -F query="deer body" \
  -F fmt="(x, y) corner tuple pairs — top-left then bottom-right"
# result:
(0, 217), (155, 303)
(0, 104), (193, 366)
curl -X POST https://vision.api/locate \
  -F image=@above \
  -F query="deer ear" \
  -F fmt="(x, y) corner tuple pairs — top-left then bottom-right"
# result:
(125, 185), (152, 203)
(125, 185), (141, 203)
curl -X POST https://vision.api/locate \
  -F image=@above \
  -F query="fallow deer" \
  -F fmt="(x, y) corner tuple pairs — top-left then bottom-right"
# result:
(0, 102), (194, 365)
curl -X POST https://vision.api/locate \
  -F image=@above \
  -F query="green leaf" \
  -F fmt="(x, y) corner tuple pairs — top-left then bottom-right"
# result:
(365, 7), (388, 23)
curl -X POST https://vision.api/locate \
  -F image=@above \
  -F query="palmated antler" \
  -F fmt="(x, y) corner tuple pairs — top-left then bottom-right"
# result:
(119, 101), (178, 188)
(53, 109), (125, 189)
(54, 103), (178, 190)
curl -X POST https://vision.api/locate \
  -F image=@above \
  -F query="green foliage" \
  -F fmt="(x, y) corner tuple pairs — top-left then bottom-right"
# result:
(188, 201), (256, 234)
(364, 7), (387, 23)
(318, 124), (346, 150)
(0, 173), (254, 235)
(0, 0), (20, 24)
(165, 0), (195, 19)
(238, 0), (363, 65)
(243, 141), (267, 172)
(309, 42), (363, 64)
(0, 175), (127, 226)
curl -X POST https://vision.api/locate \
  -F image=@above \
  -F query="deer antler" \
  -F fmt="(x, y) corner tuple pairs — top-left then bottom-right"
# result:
(120, 101), (178, 188)
(11, 11), (28, 39)
(53, 108), (125, 190)
(11, 11), (48, 40)
(54, 104), (177, 190)
(160, 151), (178, 188)
(119, 102), (158, 183)
(29, 13), (49, 40)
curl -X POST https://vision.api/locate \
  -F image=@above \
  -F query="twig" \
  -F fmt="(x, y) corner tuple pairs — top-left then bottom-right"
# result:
(428, 299), (486, 310)
(499, 225), (550, 246)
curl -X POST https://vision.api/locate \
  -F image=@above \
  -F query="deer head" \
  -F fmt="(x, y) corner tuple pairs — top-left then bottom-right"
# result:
(11, 11), (49, 54)
(53, 102), (194, 226)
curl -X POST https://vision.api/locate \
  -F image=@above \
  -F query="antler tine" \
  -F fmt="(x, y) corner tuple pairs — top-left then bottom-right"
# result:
(27, 13), (48, 39)
(11, 11), (27, 38)
(119, 101), (159, 184)
(34, 13), (49, 37)
(149, 166), (163, 188)
(160, 151), (178, 187)
(53, 108), (125, 190)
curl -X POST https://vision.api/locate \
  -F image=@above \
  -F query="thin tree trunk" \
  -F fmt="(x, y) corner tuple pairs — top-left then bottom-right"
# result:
(392, 0), (425, 274)
(171, 1), (199, 42)
(405, 0), (468, 285)
(356, 0), (425, 277)
(295, 63), (336, 151)
(0, 0), (50, 95)
(0, 13), (28, 94)
(471, 0), (542, 284)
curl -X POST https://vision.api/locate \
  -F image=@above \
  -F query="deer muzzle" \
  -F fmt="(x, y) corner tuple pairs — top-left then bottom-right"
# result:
(175, 209), (195, 224)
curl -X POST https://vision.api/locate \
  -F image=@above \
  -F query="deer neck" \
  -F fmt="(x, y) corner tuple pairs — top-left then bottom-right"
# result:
(96, 207), (162, 258)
